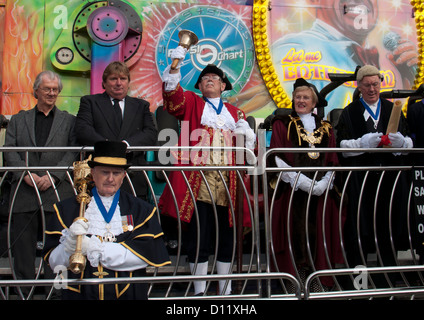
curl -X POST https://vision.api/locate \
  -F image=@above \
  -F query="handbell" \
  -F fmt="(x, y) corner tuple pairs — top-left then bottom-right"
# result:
(171, 30), (198, 70)
(178, 30), (198, 49)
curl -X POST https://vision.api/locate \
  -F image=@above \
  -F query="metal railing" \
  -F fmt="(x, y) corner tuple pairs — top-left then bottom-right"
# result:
(1, 146), (424, 300)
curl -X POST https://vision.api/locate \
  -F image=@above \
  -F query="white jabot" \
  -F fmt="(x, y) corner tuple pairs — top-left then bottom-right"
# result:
(200, 98), (236, 131)
(298, 112), (316, 133)
(85, 194), (124, 237)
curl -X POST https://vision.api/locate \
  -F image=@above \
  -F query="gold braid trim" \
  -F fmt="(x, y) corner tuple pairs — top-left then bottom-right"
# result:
(163, 84), (185, 112)
(115, 271), (131, 298)
(287, 115), (332, 146)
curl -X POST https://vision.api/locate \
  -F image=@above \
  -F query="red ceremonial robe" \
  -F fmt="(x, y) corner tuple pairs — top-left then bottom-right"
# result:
(158, 83), (250, 227)
(269, 112), (345, 287)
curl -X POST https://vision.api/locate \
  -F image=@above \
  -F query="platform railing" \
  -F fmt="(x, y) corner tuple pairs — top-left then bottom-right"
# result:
(1, 146), (424, 300)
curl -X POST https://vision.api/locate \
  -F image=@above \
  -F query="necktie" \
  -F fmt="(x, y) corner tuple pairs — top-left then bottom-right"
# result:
(113, 99), (122, 128)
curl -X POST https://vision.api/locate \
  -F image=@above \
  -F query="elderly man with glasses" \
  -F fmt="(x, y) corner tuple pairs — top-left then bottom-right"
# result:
(4, 70), (77, 297)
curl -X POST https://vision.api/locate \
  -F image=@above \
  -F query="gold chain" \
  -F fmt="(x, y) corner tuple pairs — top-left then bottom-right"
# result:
(287, 115), (331, 146)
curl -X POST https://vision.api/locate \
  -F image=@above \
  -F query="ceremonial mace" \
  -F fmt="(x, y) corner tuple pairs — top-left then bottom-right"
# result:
(69, 156), (92, 274)
(170, 30), (198, 70)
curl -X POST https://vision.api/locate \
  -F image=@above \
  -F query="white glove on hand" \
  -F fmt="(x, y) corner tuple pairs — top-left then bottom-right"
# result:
(312, 179), (328, 197)
(162, 46), (188, 91)
(360, 132), (383, 148)
(275, 156), (313, 193)
(162, 64), (181, 91)
(60, 219), (90, 254)
(388, 132), (406, 148)
(234, 119), (250, 133)
(170, 46), (188, 69)
(62, 234), (91, 255)
(295, 174), (314, 193)
(69, 219), (89, 237)
(234, 119), (256, 149)
(87, 236), (104, 267)
(312, 171), (334, 196)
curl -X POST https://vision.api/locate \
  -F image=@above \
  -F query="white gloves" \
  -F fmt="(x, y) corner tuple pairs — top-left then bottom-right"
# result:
(162, 46), (188, 91)
(312, 179), (328, 197)
(311, 171), (334, 197)
(294, 174), (315, 193)
(170, 46), (188, 69)
(275, 156), (333, 195)
(341, 131), (413, 158)
(86, 236), (104, 267)
(54, 219), (146, 271)
(275, 156), (313, 193)
(341, 132), (382, 157)
(69, 218), (89, 236)
(162, 65), (181, 91)
(234, 119), (256, 149)
(59, 218), (104, 267)
(61, 219), (90, 254)
(388, 132), (406, 148)
(360, 132), (383, 148)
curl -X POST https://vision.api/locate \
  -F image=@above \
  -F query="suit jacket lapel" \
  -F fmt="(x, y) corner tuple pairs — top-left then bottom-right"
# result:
(45, 108), (64, 146)
(25, 108), (37, 146)
(120, 96), (136, 139)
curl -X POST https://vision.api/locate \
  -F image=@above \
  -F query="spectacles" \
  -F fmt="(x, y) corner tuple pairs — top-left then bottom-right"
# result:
(361, 82), (380, 89)
(294, 95), (312, 101)
(201, 75), (221, 82)
(39, 87), (59, 94)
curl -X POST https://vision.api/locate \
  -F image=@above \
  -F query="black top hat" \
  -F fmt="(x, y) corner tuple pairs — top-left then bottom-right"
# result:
(293, 78), (328, 108)
(88, 141), (131, 169)
(194, 64), (232, 91)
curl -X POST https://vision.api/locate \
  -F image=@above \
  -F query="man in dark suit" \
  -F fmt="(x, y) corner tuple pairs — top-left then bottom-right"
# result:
(75, 61), (157, 199)
(4, 70), (77, 295)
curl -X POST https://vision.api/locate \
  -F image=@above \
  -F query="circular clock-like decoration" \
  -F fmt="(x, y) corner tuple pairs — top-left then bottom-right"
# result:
(73, 1), (108, 61)
(55, 47), (74, 65)
(156, 6), (254, 98)
(71, 1), (142, 62)
(86, 6), (129, 46)
(252, 0), (422, 109)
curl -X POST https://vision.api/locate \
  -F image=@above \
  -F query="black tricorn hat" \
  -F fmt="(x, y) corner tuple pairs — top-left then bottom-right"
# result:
(88, 141), (131, 169)
(194, 64), (232, 91)
(293, 78), (328, 108)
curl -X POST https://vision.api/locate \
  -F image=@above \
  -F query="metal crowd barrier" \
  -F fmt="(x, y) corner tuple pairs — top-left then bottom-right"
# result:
(0, 146), (424, 300)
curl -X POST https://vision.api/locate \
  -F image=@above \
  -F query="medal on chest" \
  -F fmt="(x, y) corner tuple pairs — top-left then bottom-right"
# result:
(122, 215), (134, 232)
(308, 145), (320, 160)
(103, 224), (116, 243)
(204, 97), (225, 127)
(216, 114), (225, 127)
